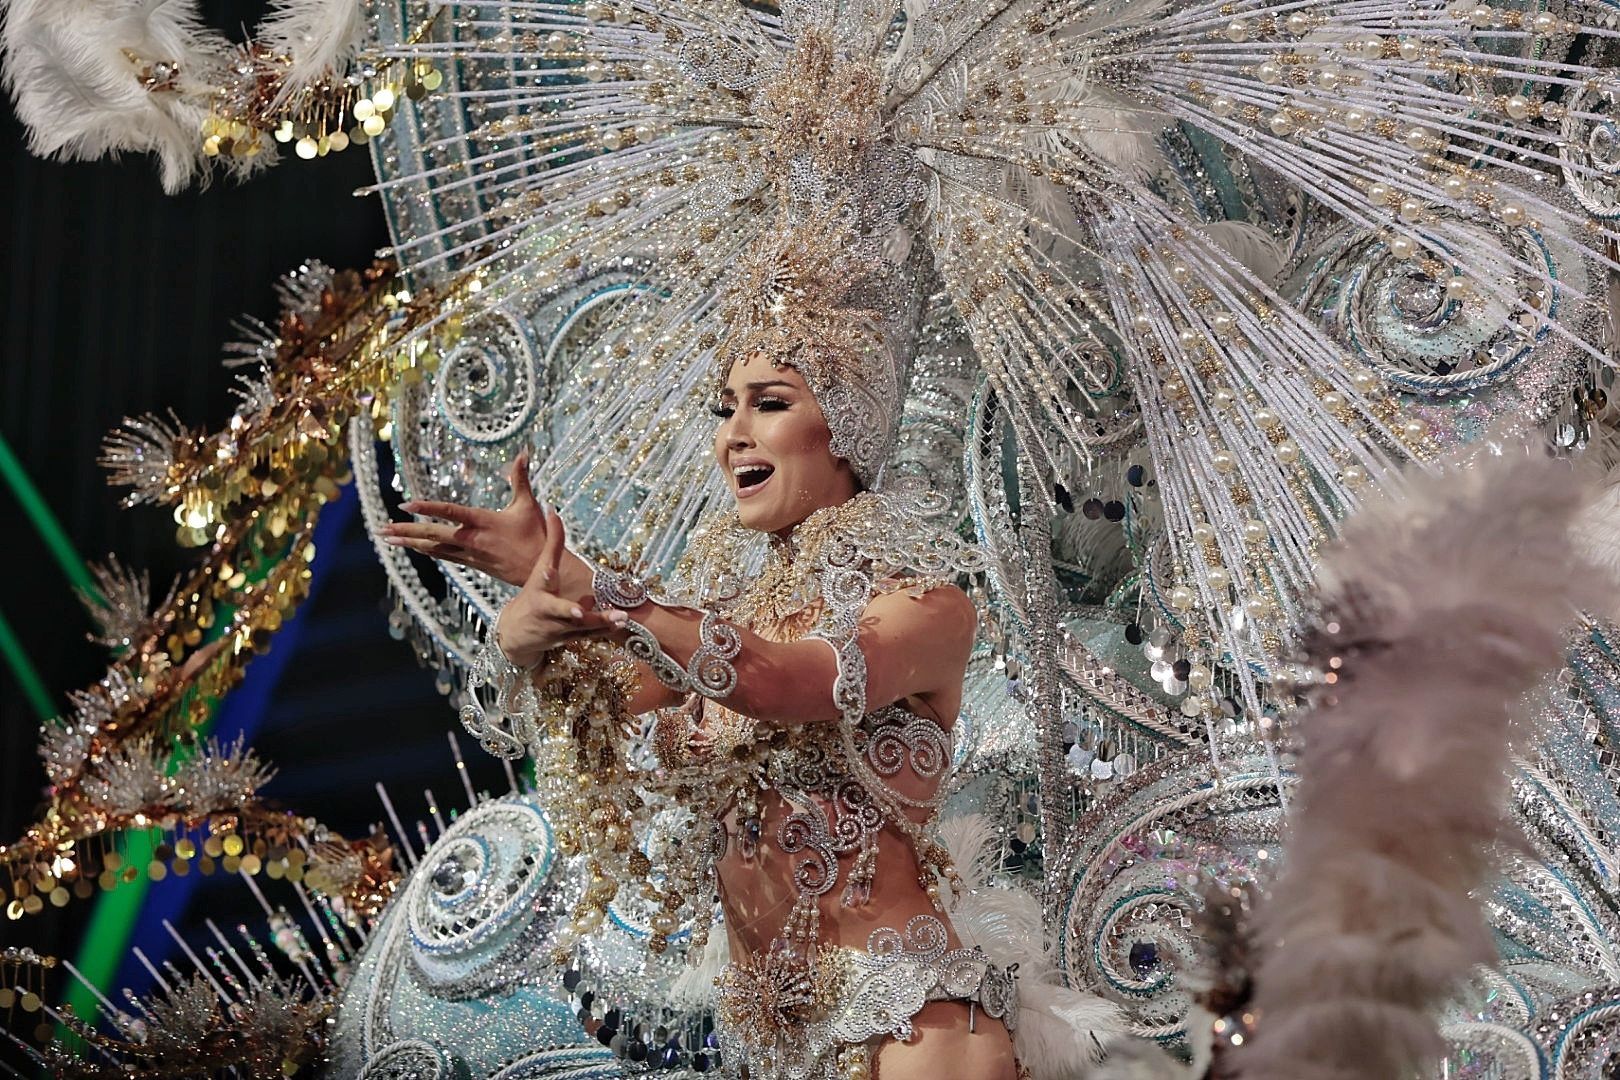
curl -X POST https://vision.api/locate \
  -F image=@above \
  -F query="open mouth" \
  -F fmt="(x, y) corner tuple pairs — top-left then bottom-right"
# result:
(732, 463), (775, 497)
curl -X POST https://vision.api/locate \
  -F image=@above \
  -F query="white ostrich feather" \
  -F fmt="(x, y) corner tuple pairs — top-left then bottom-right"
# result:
(938, 813), (1000, 892)
(1038, 0), (1171, 176)
(1198, 221), (1287, 281)
(940, 814), (1126, 1078)
(1070, 101), (1169, 176)
(1034, 74), (1169, 177)
(1061, 0), (1169, 36)
(0, 0), (229, 191)
(1573, 463), (1620, 583)
(1014, 978), (1123, 1077)
(255, 0), (365, 105)
(669, 918), (729, 1009)
(953, 885), (1048, 972)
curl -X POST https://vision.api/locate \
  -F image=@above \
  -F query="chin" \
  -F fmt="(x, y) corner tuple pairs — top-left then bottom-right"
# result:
(734, 500), (786, 533)
(733, 486), (804, 533)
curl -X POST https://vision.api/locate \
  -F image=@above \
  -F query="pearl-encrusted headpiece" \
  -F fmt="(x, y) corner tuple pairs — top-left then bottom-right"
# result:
(365, 0), (1620, 701)
(714, 219), (913, 489)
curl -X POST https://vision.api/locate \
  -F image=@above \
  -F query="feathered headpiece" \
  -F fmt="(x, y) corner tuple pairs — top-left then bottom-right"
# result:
(357, 0), (1620, 725)
(1, 0), (376, 191)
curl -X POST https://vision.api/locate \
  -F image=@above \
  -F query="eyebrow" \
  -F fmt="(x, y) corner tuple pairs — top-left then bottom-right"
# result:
(719, 379), (796, 396)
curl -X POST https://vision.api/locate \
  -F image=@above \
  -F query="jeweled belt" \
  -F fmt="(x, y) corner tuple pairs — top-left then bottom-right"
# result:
(715, 917), (1019, 1080)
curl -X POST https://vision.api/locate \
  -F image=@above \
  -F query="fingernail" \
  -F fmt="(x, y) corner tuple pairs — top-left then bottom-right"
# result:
(382, 537), (402, 546)
(399, 501), (417, 511)
(571, 607), (584, 620)
(608, 610), (629, 626)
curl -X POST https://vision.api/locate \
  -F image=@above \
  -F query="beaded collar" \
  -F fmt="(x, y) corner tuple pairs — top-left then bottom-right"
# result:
(662, 482), (985, 639)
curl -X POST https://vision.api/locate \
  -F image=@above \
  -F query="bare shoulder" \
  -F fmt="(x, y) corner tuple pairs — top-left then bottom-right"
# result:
(863, 581), (978, 644)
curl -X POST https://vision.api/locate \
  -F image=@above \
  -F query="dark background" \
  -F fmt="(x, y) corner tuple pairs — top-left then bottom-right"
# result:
(0, 2), (509, 1069)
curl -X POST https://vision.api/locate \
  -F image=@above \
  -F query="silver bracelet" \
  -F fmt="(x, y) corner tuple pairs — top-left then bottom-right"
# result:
(617, 611), (740, 700)
(591, 564), (738, 699)
(687, 610), (741, 697)
(459, 616), (541, 760)
(592, 565), (694, 691)
(620, 619), (695, 693)
(593, 564), (650, 610)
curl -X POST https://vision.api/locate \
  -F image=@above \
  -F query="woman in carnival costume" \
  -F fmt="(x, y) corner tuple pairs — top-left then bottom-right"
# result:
(381, 214), (1109, 1078)
(11, 0), (1620, 1072)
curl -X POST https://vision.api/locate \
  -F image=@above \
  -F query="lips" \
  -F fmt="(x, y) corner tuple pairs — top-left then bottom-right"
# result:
(731, 460), (775, 498)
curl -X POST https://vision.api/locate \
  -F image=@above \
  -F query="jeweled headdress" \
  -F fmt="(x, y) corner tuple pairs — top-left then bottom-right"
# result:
(714, 218), (912, 489)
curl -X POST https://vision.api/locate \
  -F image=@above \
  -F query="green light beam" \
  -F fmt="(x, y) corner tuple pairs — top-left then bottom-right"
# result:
(0, 428), (100, 602)
(0, 602), (53, 721)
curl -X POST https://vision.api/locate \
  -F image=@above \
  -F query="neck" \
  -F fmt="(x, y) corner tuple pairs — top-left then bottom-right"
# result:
(770, 487), (861, 546)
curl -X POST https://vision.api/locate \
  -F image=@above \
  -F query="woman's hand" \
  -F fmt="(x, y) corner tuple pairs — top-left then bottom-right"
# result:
(497, 512), (627, 670)
(382, 453), (548, 587)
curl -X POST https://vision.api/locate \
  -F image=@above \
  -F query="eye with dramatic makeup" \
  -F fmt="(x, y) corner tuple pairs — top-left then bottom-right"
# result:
(709, 389), (794, 419)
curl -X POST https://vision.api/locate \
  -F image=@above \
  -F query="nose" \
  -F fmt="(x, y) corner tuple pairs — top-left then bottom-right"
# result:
(722, 409), (754, 451)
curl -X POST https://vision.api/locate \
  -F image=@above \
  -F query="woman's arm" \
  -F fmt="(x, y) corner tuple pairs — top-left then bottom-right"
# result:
(622, 585), (976, 725)
(595, 571), (978, 727)
(381, 463), (975, 722)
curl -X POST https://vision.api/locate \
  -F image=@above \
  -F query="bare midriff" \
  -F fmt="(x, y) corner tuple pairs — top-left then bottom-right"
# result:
(704, 704), (963, 965)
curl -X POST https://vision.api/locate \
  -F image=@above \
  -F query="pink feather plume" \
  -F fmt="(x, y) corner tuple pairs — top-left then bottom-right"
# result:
(1236, 448), (1608, 1080)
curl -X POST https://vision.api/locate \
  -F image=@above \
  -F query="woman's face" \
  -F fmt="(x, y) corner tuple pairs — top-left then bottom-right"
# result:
(712, 352), (859, 535)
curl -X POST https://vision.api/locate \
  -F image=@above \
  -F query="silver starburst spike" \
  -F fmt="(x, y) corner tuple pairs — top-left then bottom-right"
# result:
(76, 554), (160, 654)
(77, 738), (171, 819)
(171, 735), (279, 815)
(228, 362), (278, 419)
(221, 314), (282, 370)
(99, 410), (193, 507)
(36, 718), (98, 787)
(272, 259), (338, 318)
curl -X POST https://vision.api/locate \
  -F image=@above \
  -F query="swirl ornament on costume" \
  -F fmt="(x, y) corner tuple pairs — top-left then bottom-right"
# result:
(866, 915), (949, 964)
(862, 714), (948, 779)
(1298, 216), (1592, 429)
(432, 311), (543, 445)
(324, 795), (601, 1078)
(1561, 84), (1620, 221)
(591, 566), (650, 612)
(407, 799), (560, 996)
(1054, 742), (1292, 1045)
(363, 267), (677, 690)
(778, 797), (840, 897)
(830, 780), (881, 847)
(686, 611), (742, 697)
